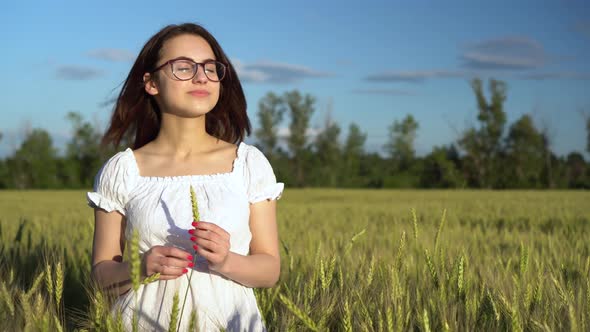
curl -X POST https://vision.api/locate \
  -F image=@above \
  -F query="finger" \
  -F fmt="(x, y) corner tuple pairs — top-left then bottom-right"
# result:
(196, 247), (215, 261)
(158, 256), (194, 269)
(158, 274), (184, 280)
(156, 265), (189, 276)
(194, 229), (226, 243)
(156, 246), (193, 260)
(194, 237), (223, 253)
(195, 222), (230, 238)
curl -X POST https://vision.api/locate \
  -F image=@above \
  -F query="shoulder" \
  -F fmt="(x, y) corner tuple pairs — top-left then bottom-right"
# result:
(98, 148), (137, 177)
(87, 148), (137, 215)
(240, 142), (272, 168)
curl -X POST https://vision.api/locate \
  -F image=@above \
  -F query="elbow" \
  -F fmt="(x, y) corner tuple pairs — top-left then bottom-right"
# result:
(264, 256), (281, 288)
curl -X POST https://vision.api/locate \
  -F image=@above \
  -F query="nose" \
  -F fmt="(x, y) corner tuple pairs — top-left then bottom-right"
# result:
(192, 64), (208, 83)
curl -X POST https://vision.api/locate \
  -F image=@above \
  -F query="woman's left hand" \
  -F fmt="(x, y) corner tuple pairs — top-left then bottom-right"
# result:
(188, 221), (231, 272)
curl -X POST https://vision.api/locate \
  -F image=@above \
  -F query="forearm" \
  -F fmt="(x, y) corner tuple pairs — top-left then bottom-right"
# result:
(218, 252), (280, 288)
(91, 260), (133, 296)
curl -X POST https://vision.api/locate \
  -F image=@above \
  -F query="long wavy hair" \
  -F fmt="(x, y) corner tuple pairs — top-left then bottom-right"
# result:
(101, 23), (251, 150)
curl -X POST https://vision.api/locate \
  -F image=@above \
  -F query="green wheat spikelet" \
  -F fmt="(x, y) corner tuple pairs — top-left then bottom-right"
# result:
(179, 185), (200, 332)
(424, 249), (439, 288)
(434, 209), (446, 254)
(342, 299), (353, 332)
(0, 281), (14, 316)
(188, 309), (199, 332)
(55, 261), (63, 307)
(422, 308), (431, 332)
(190, 185), (200, 221)
(169, 292), (180, 332)
(457, 254), (465, 298)
(143, 273), (161, 284)
(411, 208), (418, 242)
(45, 264), (54, 301)
(24, 271), (45, 300)
(130, 229), (141, 292)
(395, 231), (406, 269)
(278, 293), (319, 331)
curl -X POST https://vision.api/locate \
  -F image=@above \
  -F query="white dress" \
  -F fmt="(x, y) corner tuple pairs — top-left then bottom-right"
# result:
(86, 141), (284, 331)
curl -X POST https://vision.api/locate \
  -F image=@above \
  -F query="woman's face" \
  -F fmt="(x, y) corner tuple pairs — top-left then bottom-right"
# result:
(145, 34), (221, 118)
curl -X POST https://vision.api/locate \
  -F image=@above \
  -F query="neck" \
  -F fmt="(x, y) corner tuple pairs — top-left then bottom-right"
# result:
(152, 113), (217, 155)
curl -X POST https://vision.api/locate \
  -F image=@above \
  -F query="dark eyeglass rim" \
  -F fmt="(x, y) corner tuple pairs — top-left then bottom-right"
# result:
(151, 56), (228, 82)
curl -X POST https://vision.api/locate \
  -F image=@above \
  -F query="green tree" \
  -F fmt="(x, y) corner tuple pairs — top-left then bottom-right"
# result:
(0, 131), (6, 188)
(504, 114), (545, 188)
(342, 123), (367, 187)
(420, 145), (462, 188)
(587, 117), (590, 154)
(284, 90), (315, 187)
(8, 128), (59, 188)
(383, 114), (419, 171)
(63, 112), (104, 188)
(255, 92), (285, 160)
(313, 113), (341, 187)
(459, 78), (507, 188)
(566, 152), (588, 188)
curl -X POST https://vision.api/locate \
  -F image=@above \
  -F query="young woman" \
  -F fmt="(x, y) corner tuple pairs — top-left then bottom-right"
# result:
(87, 23), (283, 331)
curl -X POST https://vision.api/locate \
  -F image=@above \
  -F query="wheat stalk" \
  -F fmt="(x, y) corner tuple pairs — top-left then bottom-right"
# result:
(411, 208), (418, 242)
(278, 293), (319, 331)
(179, 185), (200, 331)
(422, 308), (431, 332)
(395, 231), (406, 269)
(386, 307), (393, 332)
(130, 229), (141, 332)
(434, 209), (446, 254)
(457, 254), (465, 298)
(0, 281), (14, 316)
(24, 271), (45, 300)
(53, 314), (64, 332)
(425, 249), (439, 288)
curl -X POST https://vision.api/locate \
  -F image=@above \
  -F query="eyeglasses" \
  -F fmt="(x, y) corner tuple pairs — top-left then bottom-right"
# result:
(151, 57), (227, 82)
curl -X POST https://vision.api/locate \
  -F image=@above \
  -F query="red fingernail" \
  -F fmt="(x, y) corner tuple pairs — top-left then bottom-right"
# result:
(187, 255), (193, 260)
(193, 244), (199, 251)
(188, 262), (194, 268)
(188, 229), (195, 235)
(192, 221), (198, 227)
(190, 236), (196, 242)
(182, 268), (188, 274)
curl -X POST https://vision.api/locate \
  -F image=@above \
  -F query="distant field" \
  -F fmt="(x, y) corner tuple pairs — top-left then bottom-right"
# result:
(0, 189), (589, 331)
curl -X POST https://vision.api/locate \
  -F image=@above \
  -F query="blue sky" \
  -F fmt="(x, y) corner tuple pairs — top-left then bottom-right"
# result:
(1, 0), (589, 158)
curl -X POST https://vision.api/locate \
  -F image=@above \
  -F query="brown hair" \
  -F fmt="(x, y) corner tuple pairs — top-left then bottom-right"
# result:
(101, 23), (251, 150)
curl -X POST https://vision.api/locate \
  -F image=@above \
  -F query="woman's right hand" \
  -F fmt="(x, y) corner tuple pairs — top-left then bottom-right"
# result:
(141, 246), (194, 281)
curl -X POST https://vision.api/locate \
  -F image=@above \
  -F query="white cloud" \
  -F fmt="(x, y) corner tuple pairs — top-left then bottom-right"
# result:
(55, 65), (104, 80)
(234, 59), (332, 83)
(365, 70), (467, 83)
(460, 36), (547, 70)
(87, 48), (136, 62)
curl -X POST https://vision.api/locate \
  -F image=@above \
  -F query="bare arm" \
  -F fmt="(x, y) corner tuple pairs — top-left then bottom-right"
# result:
(90, 208), (133, 296)
(193, 199), (281, 288)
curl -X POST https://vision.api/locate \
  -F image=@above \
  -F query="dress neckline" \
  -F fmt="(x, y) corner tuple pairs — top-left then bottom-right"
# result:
(125, 141), (246, 182)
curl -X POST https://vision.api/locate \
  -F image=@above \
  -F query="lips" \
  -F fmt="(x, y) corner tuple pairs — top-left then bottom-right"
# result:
(188, 90), (210, 97)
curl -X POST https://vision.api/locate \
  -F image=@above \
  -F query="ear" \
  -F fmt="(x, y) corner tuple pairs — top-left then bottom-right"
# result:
(143, 73), (159, 96)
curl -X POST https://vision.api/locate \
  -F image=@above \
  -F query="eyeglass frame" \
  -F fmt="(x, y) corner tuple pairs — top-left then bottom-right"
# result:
(150, 56), (228, 82)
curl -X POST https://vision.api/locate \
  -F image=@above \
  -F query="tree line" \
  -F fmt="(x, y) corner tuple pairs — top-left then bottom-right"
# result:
(0, 78), (589, 189)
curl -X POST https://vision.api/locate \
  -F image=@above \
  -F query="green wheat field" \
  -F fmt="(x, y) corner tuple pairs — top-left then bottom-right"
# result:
(0, 189), (589, 331)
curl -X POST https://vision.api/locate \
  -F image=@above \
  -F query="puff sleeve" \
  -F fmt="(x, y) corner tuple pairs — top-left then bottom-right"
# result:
(244, 146), (285, 204)
(86, 150), (134, 216)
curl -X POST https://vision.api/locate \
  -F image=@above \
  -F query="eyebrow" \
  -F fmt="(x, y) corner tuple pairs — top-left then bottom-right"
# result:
(170, 56), (217, 62)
